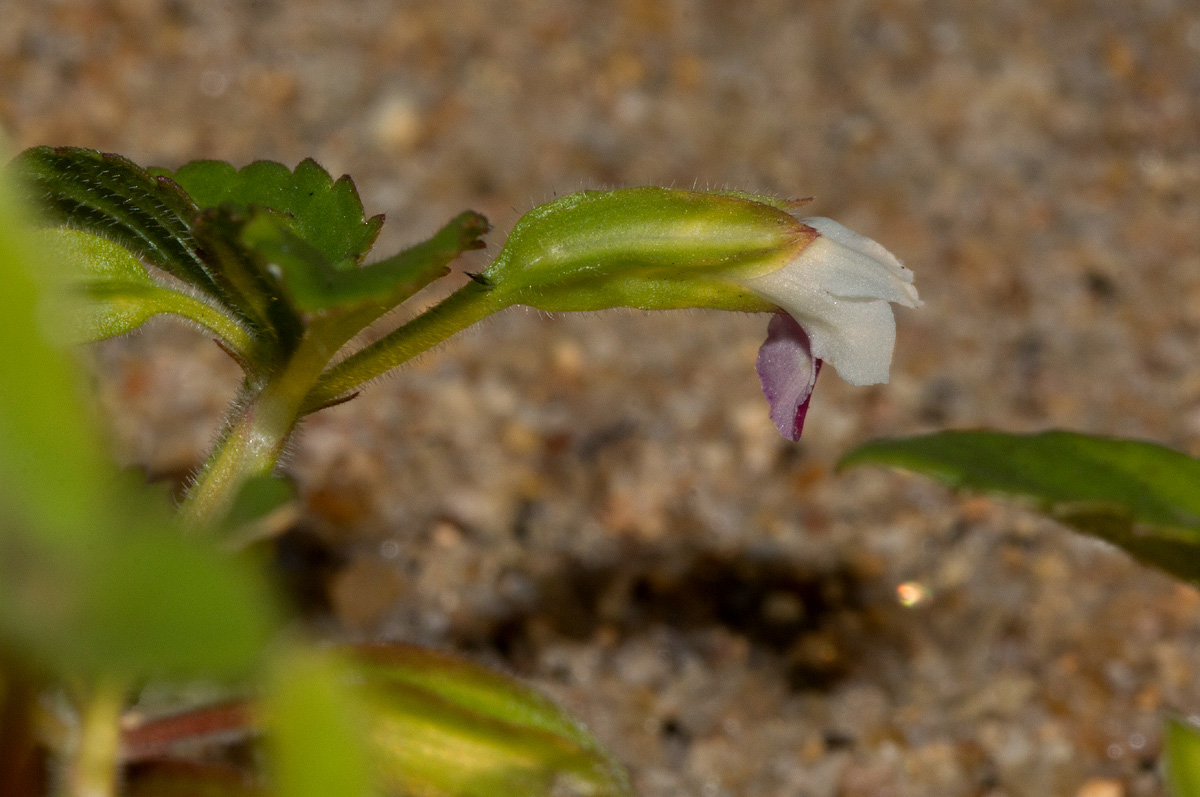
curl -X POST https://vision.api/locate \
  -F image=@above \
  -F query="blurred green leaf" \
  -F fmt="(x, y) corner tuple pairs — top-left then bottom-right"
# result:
(1167, 716), (1200, 796)
(0, 164), (277, 679)
(34, 226), (172, 342)
(113, 644), (631, 796)
(156, 159), (383, 267)
(353, 644), (631, 797)
(0, 155), (110, 542)
(264, 649), (377, 797)
(75, 531), (276, 677)
(33, 227), (252, 351)
(0, 474), (279, 681)
(9, 147), (228, 306)
(840, 430), (1200, 582)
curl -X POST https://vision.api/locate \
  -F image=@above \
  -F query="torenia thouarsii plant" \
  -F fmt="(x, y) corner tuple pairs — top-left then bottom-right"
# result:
(1, 146), (918, 797)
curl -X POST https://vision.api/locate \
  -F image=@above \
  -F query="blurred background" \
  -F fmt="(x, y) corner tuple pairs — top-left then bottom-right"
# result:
(5, 1), (1200, 794)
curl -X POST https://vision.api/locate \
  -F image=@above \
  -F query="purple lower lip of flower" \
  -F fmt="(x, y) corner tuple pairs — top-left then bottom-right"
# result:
(756, 313), (822, 441)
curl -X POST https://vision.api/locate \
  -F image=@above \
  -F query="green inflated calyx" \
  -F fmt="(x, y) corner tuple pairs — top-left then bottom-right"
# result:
(482, 187), (815, 313)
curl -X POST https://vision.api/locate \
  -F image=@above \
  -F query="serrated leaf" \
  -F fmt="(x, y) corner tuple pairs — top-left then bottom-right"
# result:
(1167, 716), (1200, 796)
(9, 147), (229, 306)
(239, 208), (488, 315)
(14, 148), (490, 368)
(840, 430), (1200, 583)
(157, 159), (383, 267)
(353, 644), (632, 797)
(32, 227), (253, 351)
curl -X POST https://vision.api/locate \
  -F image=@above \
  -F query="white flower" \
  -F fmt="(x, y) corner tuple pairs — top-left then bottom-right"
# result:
(739, 217), (920, 439)
(739, 217), (921, 386)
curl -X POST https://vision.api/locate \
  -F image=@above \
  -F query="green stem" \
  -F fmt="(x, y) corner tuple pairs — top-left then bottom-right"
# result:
(303, 281), (505, 413)
(177, 281), (506, 530)
(177, 333), (336, 530)
(68, 679), (125, 797)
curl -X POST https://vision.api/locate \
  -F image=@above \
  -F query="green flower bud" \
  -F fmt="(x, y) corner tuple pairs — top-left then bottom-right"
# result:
(354, 644), (630, 796)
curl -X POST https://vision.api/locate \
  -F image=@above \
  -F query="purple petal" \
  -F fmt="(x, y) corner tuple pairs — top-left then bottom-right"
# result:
(756, 313), (822, 441)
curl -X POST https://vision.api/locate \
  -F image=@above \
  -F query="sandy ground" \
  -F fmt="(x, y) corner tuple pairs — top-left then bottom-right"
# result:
(6, 1), (1200, 794)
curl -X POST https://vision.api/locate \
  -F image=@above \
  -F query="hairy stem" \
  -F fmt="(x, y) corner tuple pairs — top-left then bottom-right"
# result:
(177, 334), (333, 530)
(164, 293), (258, 360)
(303, 280), (504, 412)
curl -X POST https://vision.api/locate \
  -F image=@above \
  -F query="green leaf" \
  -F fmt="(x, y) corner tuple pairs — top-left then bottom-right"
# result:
(119, 644), (631, 796)
(9, 147), (228, 306)
(1168, 717), (1200, 796)
(157, 159), (383, 267)
(353, 644), (631, 797)
(344, 209), (489, 313)
(840, 430), (1200, 583)
(188, 206), (306, 352)
(239, 208), (488, 315)
(264, 649), (377, 797)
(1, 479), (278, 680)
(13, 148), (490, 371)
(32, 227), (253, 352)
(187, 204), (486, 350)
(0, 162), (277, 679)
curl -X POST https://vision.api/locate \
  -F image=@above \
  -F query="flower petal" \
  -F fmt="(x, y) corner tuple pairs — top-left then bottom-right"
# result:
(756, 313), (822, 441)
(738, 217), (918, 386)
(798, 218), (920, 307)
(743, 264), (898, 385)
